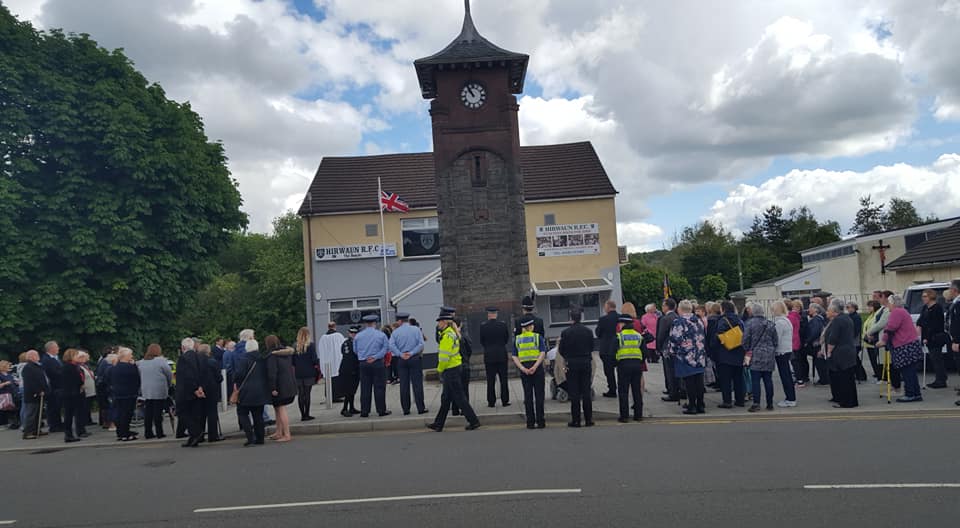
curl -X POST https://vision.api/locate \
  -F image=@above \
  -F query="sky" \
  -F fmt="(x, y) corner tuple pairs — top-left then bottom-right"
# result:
(6, 0), (960, 251)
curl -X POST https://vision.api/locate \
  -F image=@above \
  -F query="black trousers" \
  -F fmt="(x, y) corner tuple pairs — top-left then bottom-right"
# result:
(617, 360), (643, 419)
(865, 346), (881, 379)
(46, 389), (63, 429)
(566, 364), (593, 424)
(398, 355), (426, 414)
(661, 355), (679, 399)
(718, 363), (745, 405)
(684, 374), (705, 412)
(204, 397), (220, 441)
(813, 356), (832, 385)
(451, 362), (471, 414)
(433, 366), (478, 429)
(97, 392), (110, 425)
(794, 347), (812, 382)
(359, 359), (387, 416)
(520, 364), (545, 426)
(62, 395), (81, 440)
(143, 399), (166, 437)
(296, 378), (314, 419)
(23, 402), (40, 435)
(176, 398), (204, 440)
(115, 397), (137, 438)
(600, 355), (617, 394)
(485, 361), (510, 406)
(928, 344), (948, 385)
(831, 366), (859, 407)
(237, 404), (265, 444)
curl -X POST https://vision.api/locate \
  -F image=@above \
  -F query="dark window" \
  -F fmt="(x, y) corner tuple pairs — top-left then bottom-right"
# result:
(471, 153), (487, 187)
(548, 292), (609, 325)
(401, 217), (440, 258)
(544, 214), (556, 225)
(329, 298), (381, 335)
(365, 224), (378, 237)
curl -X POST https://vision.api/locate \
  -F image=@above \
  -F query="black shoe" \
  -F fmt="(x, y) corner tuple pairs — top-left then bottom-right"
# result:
(209, 437), (225, 443)
(734, 402), (746, 408)
(243, 440), (255, 447)
(502, 402), (511, 407)
(9, 423), (20, 430)
(360, 414), (370, 418)
(661, 390), (670, 395)
(350, 409), (361, 415)
(120, 436), (137, 442)
(264, 420), (276, 426)
(23, 434), (38, 440)
(927, 383), (947, 389)
(341, 410), (351, 417)
(427, 423), (442, 432)
(697, 407), (706, 414)
(748, 405), (761, 413)
(302, 416), (315, 422)
(488, 404), (496, 408)
(418, 409), (429, 415)
(567, 422), (581, 428)
(403, 411), (411, 416)
(182, 436), (200, 448)
(585, 421), (595, 427)
(65, 437), (80, 443)
(617, 417), (628, 423)
(633, 416), (643, 422)
(156, 434), (166, 439)
(661, 397), (679, 402)
(766, 405), (774, 411)
(379, 411), (392, 417)
(682, 409), (698, 415)
(144, 434), (155, 439)
(78, 432), (91, 438)
(717, 403), (733, 409)
(526, 424), (536, 429)
(465, 422), (481, 431)
(603, 392), (618, 398)
(536, 422), (546, 429)
(955, 400), (960, 406)
(176, 433), (187, 439)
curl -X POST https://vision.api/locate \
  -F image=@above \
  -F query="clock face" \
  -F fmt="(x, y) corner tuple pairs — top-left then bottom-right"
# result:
(460, 82), (487, 109)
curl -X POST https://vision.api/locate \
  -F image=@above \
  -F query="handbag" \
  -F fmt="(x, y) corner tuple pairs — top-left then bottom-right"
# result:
(718, 317), (744, 350)
(229, 361), (257, 405)
(0, 393), (15, 411)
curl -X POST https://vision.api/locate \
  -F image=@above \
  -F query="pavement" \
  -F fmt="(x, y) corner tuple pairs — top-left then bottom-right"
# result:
(2, 355), (959, 452)
(2, 411), (959, 527)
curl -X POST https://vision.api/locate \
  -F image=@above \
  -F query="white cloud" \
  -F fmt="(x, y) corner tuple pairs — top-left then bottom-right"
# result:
(617, 222), (665, 253)
(705, 154), (960, 235)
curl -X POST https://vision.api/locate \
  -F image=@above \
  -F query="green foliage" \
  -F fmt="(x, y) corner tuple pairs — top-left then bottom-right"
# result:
(698, 274), (728, 301)
(883, 197), (923, 231)
(0, 8), (246, 356)
(178, 212), (305, 344)
(850, 195), (885, 235)
(621, 262), (693, 307)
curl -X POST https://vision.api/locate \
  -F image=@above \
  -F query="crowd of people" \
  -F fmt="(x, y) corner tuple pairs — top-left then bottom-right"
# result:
(4, 279), (958, 444)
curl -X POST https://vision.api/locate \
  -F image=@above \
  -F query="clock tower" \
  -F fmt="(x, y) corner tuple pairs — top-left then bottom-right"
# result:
(415, 1), (531, 326)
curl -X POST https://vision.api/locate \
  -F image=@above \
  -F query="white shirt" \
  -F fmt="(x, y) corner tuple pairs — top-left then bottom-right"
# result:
(317, 331), (346, 377)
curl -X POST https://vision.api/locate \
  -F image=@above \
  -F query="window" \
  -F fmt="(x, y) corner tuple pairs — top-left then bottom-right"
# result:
(401, 217), (440, 257)
(905, 229), (942, 250)
(471, 153), (487, 187)
(548, 292), (609, 325)
(544, 214), (556, 225)
(329, 298), (381, 335)
(365, 224), (378, 237)
(801, 245), (854, 264)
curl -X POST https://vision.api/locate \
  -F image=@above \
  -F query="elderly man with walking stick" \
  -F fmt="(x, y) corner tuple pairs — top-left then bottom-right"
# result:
(20, 350), (49, 440)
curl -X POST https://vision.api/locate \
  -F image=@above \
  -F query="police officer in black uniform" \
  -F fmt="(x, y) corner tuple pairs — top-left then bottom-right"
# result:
(514, 296), (546, 339)
(480, 306), (511, 408)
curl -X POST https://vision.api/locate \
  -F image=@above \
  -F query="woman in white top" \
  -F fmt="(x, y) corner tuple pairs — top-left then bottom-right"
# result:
(77, 351), (97, 434)
(772, 301), (797, 407)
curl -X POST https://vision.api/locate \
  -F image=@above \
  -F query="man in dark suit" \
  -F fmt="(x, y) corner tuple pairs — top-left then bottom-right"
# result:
(198, 344), (224, 443)
(40, 341), (64, 432)
(479, 307), (511, 408)
(946, 279), (960, 406)
(514, 296), (546, 338)
(175, 338), (207, 447)
(560, 308), (595, 427)
(595, 299), (619, 397)
(21, 350), (49, 439)
(657, 298), (680, 401)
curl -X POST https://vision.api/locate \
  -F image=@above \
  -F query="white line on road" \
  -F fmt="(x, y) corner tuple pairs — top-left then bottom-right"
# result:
(195, 489), (583, 513)
(804, 483), (960, 490)
(0, 521), (16, 525)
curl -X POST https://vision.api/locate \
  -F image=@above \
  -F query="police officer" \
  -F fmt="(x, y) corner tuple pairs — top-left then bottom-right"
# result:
(389, 312), (427, 415)
(353, 315), (391, 417)
(338, 326), (361, 417)
(480, 306), (511, 408)
(512, 316), (547, 429)
(514, 296), (546, 339)
(427, 312), (480, 432)
(559, 308), (594, 427)
(616, 314), (644, 423)
(451, 315), (473, 416)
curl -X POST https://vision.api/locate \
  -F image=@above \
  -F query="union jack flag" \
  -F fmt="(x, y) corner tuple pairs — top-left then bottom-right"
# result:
(379, 190), (410, 213)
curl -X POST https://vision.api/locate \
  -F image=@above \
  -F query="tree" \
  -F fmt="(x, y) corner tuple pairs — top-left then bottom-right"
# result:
(883, 197), (923, 231)
(0, 8), (246, 354)
(179, 213), (305, 345)
(850, 195), (885, 235)
(621, 263), (692, 307)
(698, 274), (728, 301)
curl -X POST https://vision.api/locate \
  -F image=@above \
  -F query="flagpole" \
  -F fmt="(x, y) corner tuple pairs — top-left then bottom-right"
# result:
(378, 177), (391, 319)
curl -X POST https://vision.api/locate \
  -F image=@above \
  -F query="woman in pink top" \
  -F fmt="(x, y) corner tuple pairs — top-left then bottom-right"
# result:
(879, 294), (924, 402)
(640, 304), (660, 362)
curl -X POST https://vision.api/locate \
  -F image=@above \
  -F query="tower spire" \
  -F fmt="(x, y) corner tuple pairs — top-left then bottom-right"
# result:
(460, 0), (477, 42)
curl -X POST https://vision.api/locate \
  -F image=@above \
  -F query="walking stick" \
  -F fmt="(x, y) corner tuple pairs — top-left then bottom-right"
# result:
(885, 350), (892, 404)
(37, 392), (44, 439)
(922, 345), (927, 390)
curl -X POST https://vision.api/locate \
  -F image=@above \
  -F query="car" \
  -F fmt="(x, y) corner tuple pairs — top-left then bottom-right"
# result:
(903, 282), (949, 324)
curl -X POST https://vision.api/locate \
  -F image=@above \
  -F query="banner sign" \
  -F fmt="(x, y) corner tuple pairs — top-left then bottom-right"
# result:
(536, 223), (600, 257)
(315, 244), (397, 261)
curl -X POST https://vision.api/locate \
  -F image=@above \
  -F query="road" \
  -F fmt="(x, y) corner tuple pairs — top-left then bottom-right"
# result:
(3, 414), (959, 527)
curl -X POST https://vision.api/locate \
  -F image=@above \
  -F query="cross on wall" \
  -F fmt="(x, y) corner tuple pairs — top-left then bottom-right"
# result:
(872, 239), (892, 275)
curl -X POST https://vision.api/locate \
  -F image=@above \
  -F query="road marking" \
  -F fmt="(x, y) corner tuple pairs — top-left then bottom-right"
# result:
(195, 489), (583, 513)
(804, 483), (960, 490)
(0, 521), (16, 525)
(665, 413), (960, 425)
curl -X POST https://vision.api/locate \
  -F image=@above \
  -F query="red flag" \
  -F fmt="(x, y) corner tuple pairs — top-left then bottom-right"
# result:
(380, 190), (410, 213)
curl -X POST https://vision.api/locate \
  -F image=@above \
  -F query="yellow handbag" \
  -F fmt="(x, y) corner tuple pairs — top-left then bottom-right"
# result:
(717, 317), (744, 350)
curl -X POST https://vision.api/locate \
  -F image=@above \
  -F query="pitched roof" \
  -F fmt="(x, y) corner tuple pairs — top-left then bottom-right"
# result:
(413, 1), (528, 98)
(886, 221), (960, 270)
(298, 142), (617, 216)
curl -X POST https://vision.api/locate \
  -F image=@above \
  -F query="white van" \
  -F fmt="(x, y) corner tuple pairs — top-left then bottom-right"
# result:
(903, 282), (950, 324)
